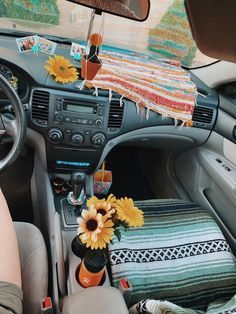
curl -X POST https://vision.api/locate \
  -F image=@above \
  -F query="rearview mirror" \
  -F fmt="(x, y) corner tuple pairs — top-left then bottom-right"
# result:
(67, 0), (150, 22)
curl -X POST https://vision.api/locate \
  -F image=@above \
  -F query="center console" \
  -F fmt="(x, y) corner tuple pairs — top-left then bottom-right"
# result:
(28, 88), (125, 174)
(48, 95), (107, 147)
(46, 91), (110, 174)
(49, 171), (127, 314)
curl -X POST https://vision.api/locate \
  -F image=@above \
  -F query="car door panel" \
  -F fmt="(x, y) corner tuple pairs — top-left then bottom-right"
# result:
(175, 129), (236, 246)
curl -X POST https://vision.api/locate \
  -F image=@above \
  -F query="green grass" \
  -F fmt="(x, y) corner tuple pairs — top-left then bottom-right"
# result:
(2, 0), (59, 25)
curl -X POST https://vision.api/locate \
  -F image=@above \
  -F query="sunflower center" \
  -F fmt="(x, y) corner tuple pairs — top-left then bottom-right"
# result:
(86, 219), (98, 231)
(59, 66), (66, 71)
(97, 208), (107, 216)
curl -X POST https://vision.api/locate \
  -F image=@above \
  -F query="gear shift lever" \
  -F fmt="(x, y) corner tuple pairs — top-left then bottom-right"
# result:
(67, 171), (86, 206)
(71, 171), (86, 201)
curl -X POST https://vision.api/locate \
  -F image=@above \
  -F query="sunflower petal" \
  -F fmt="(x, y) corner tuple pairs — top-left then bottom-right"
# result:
(91, 232), (98, 242)
(81, 233), (89, 241)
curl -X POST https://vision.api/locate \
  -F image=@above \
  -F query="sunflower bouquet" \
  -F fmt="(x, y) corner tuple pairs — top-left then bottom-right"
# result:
(77, 195), (144, 250)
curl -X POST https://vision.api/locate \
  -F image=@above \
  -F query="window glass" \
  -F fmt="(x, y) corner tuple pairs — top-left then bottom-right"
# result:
(0, 0), (216, 68)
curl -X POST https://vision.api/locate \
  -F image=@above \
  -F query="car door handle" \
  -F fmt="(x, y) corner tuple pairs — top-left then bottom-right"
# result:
(233, 125), (236, 142)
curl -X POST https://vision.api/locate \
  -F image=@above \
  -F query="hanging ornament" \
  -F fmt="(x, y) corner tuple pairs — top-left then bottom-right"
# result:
(81, 13), (105, 81)
(81, 33), (103, 81)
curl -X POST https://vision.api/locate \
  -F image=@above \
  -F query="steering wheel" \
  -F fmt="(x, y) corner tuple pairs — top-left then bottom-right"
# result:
(0, 74), (26, 173)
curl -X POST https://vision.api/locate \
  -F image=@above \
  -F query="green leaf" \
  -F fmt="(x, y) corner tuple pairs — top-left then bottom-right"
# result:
(114, 229), (121, 242)
(123, 222), (129, 231)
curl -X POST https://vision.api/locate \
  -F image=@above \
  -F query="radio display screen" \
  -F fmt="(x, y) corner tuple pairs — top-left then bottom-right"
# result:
(64, 103), (95, 114)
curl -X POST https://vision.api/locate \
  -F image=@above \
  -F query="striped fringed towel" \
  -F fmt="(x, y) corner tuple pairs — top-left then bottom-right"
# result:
(108, 199), (236, 310)
(85, 51), (197, 125)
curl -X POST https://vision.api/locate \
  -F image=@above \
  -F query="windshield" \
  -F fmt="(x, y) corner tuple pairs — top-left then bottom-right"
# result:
(0, 0), (216, 68)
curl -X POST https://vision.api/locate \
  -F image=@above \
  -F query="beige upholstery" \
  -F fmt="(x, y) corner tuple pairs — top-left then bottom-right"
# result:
(63, 287), (129, 314)
(14, 222), (48, 314)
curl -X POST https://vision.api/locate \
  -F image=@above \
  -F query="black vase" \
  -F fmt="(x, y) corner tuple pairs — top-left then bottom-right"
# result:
(71, 236), (87, 259)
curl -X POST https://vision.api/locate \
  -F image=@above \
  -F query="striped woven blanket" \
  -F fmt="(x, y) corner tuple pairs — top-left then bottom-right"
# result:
(129, 295), (236, 314)
(85, 51), (197, 125)
(108, 199), (236, 310)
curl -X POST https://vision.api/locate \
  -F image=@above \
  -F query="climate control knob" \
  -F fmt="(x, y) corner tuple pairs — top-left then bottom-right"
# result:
(71, 133), (84, 146)
(91, 133), (106, 147)
(48, 128), (63, 144)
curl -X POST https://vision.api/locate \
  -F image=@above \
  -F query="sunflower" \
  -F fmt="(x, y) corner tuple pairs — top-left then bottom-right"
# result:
(77, 207), (103, 243)
(115, 197), (144, 227)
(77, 207), (114, 250)
(87, 194), (116, 218)
(45, 55), (78, 84)
(81, 217), (114, 250)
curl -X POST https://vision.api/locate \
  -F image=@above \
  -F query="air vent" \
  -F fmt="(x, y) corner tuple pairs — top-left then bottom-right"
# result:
(192, 106), (213, 124)
(197, 87), (211, 97)
(108, 100), (124, 130)
(31, 90), (50, 126)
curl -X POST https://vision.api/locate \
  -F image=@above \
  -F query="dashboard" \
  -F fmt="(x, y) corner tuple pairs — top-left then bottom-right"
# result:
(0, 62), (30, 103)
(0, 35), (219, 174)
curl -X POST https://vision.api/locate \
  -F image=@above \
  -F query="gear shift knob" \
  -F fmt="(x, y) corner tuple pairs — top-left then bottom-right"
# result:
(71, 171), (86, 200)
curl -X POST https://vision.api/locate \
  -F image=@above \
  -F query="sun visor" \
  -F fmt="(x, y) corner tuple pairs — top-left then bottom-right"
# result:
(185, 0), (236, 63)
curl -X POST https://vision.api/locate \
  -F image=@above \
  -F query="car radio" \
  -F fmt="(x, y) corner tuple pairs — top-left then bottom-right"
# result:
(54, 96), (104, 128)
(46, 95), (108, 149)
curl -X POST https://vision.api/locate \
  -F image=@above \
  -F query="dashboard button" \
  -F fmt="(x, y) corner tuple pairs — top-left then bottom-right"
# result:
(65, 128), (72, 133)
(65, 117), (71, 123)
(98, 109), (104, 116)
(71, 118), (77, 123)
(95, 119), (102, 127)
(84, 130), (91, 135)
(56, 103), (62, 111)
(71, 133), (84, 146)
(55, 114), (64, 123)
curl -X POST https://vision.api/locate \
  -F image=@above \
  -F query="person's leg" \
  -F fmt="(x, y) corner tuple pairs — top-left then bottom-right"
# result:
(0, 189), (21, 288)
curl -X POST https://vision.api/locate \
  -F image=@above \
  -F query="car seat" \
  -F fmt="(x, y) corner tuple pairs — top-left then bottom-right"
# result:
(14, 222), (48, 314)
(108, 199), (236, 310)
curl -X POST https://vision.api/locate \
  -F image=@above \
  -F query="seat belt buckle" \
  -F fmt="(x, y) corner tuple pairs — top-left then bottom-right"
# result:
(118, 277), (133, 307)
(41, 297), (53, 314)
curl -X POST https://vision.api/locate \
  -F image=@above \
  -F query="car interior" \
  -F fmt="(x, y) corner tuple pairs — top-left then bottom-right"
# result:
(0, 0), (236, 313)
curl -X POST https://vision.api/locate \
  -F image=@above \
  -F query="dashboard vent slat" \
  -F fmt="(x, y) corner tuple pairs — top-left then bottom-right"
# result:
(31, 90), (50, 126)
(192, 106), (213, 124)
(108, 100), (124, 129)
